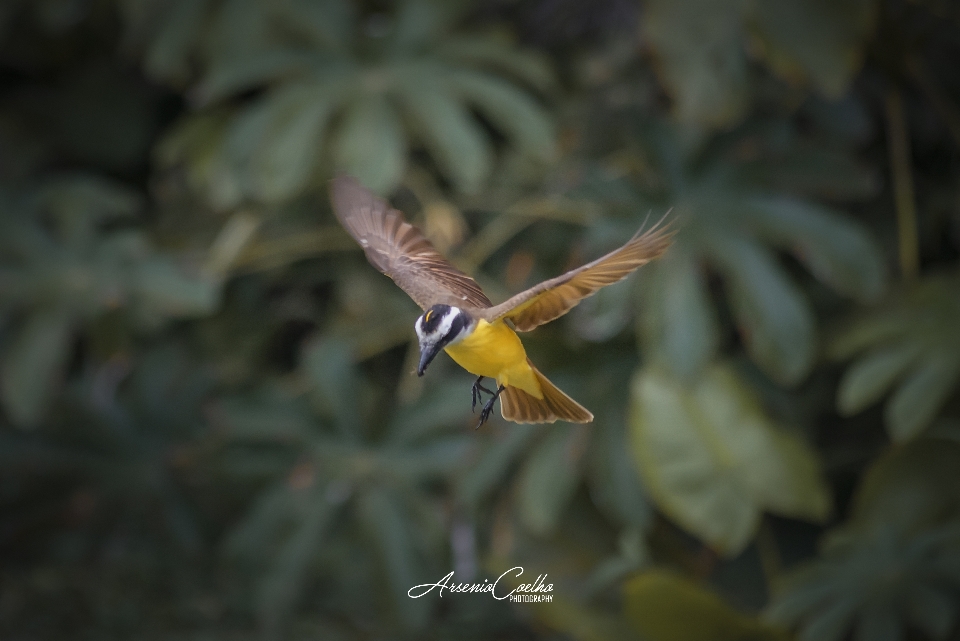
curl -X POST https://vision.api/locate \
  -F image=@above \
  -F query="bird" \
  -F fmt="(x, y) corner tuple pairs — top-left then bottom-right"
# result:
(329, 175), (673, 427)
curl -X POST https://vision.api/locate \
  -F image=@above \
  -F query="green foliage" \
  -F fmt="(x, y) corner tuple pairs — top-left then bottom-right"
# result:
(218, 336), (475, 634)
(578, 120), (886, 384)
(830, 271), (960, 441)
(2, 0), (960, 639)
(768, 436), (960, 641)
(643, 0), (875, 127)
(629, 363), (829, 554)
(154, 0), (555, 206)
(0, 175), (220, 427)
(624, 571), (789, 641)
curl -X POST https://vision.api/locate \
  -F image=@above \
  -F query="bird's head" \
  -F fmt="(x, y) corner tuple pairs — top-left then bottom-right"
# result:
(415, 304), (472, 376)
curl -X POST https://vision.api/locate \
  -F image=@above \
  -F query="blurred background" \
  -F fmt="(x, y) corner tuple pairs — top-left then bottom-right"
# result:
(1, 0), (959, 639)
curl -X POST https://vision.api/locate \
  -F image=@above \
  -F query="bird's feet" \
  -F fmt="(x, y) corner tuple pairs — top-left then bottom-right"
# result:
(476, 385), (505, 429)
(471, 376), (496, 413)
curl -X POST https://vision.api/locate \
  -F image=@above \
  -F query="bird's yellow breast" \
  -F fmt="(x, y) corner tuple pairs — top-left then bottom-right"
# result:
(443, 319), (542, 398)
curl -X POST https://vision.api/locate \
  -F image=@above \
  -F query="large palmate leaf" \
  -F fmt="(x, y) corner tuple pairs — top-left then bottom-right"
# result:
(0, 176), (221, 427)
(642, 0), (875, 127)
(159, 0), (556, 205)
(768, 437), (960, 641)
(830, 270), (960, 441)
(769, 523), (960, 641)
(219, 335), (474, 634)
(629, 363), (830, 555)
(642, 0), (749, 128)
(607, 121), (887, 385)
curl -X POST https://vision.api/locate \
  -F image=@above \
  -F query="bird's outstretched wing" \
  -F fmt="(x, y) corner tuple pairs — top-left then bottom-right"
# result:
(482, 222), (673, 331)
(330, 175), (492, 310)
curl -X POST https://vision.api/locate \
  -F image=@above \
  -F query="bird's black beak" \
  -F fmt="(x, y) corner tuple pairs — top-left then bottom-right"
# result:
(417, 342), (441, 377)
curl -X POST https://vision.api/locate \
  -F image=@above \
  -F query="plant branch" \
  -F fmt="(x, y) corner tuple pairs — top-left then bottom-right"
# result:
(884, 86), (920, 280)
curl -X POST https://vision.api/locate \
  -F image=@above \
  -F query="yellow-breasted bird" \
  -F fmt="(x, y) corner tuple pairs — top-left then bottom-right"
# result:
(330, 175), (672, 427)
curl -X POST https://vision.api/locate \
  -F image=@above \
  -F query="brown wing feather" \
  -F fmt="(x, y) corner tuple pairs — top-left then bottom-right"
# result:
(330, 175), (492, 310)
(483, 222), (673, 331)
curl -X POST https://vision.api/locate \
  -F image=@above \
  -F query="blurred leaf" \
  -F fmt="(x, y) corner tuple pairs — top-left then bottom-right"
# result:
(0, 175), (220, 425)
(517, 425), (586, 536)
(248, 84), (338, 203)
(624, 570), (790, 641)
(0, 308), (73, 427)
(333, 93), (407, 195)
(590, 121), (887, 383)
(216, 394), (315, 443)
(437, 36), (556, 93)
(459, 424), (542, 507)
(629, 363), (830, 554)
(165, 1), (555, 203)
(848, 437), (960, 535)
(743, 144), (879, 201)
(449, 70), (556, 163)
(120, 0), (215, 85)
(398, 81), (493, 195)
(643, 0), (749, 127)
(582, 527), (649, 598)
(768, 523), (960, 641)
(300, 335), (360, 436)
(133, 257), (220, 322)
(586, 417), (654, 529)
(358, 487), (430, 630)
(706, 232), (816, 384)
(830, 271), (960, 441)
(255, 486), (336, 636)
(642, 0), (874, 128)
(750, 0), (876, 97)
(638, 246), (720, 383)
(746, 196), (885, 302)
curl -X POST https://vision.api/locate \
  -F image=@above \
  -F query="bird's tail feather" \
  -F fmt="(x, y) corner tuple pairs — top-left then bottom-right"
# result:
(500, 360), (593, 424)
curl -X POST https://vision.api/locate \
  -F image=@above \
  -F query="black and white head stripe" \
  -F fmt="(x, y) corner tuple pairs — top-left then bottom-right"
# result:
(416, 305), (471, 346)
(415, 304), (473, 376)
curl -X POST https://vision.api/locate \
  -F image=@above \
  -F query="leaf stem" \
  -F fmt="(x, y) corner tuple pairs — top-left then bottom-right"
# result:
(756, 517), (782, 599)
(884, 86), (920, 281)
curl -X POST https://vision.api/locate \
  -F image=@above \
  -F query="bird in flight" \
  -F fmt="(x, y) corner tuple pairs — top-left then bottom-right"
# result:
(330, 175), (672, 427)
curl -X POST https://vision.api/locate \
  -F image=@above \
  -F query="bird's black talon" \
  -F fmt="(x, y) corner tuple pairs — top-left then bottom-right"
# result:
(471, 376), (496, 413)
(471, 376), (483, 413)
(475, 385), (505, 429)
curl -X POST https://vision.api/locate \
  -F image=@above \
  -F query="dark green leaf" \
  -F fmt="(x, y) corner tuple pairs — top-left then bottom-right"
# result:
(517, 425), (586, 536)
(837, 342), (923, 416)
(333, 93), (407, 195)
(448, 70), (556, 163)
(459, 425), (541, 507)
(639, 246), (719, 382)
(747, 196), (886, 303)
(1, 308), (73, 427)
(643, 0), (749, 127)
(750, 0), (875, 97)
(358, 488), (429, 629)
(630, 364), (829, 554)
(396, 79), (492, 194)
(886, 352), (960, 442)
(706, 233), (816, 385)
